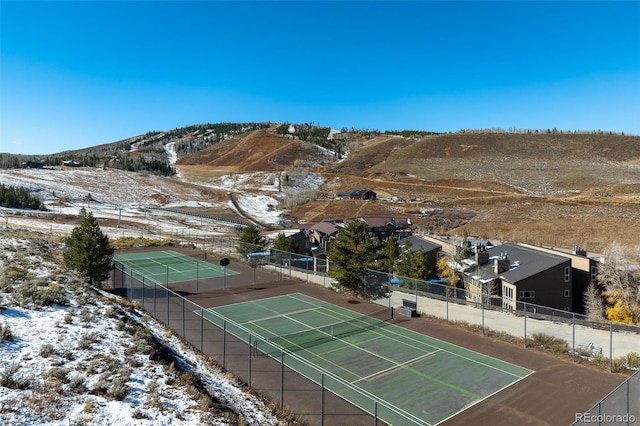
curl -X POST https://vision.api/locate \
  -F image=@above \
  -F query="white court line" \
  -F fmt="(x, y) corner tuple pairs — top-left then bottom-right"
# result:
(352, 349), (441, 384)
(288, 293), (530, 379)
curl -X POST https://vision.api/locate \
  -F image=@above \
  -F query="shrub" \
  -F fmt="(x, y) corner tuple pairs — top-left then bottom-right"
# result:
(80, 307), (93, 323)
(86, 360), (101, 375)
(69, 375), (86, 392)
(91, 376), (111, 396)
(83, 400), (95, 414)
(198, 395), (213, 411)
(0, 264), (29, 290)
(108, 376), (130, 401)
(47, 367), (70, 383)
(0, 364), (28, 389)
(132, 409), (147, 419)
(0, 324), (13, 343)
(526, 333), (570, 355)
(39, 343), (55, 358)
(621, 352), (640, 370)
(14, 282), (69, 307)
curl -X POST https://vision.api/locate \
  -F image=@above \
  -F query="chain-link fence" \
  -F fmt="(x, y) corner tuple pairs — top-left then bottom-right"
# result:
(572, 369), (640, 425)
(110, 264), (423, 426)
(364, 269), (640, 366)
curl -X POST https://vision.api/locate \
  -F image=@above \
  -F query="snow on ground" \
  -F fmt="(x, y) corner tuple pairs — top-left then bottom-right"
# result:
(0, 234), (284, 426)
(0, 165), (324, 239)
(236, 194), (282, 225)
(165, 143), (178, 165)
(0, 168), (200, 208)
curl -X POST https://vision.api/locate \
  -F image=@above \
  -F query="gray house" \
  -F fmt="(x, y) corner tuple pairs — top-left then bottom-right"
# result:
(461, 243), (573, 311)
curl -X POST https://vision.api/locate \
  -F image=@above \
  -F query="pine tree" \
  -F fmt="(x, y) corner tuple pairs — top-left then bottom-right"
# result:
(327, 220), (380, 296)
(237, 224), (266, 254)
(396, 240), (414, 277)
(273, 232), (296, 253)
(409, 248), (430, 280)
(64, 213), (114, 286)
(379, 235), (400, 275)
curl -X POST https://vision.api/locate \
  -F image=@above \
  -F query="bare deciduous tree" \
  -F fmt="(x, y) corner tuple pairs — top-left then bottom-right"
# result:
(597, 242), (640, 324)
(583, 282), (604, 322)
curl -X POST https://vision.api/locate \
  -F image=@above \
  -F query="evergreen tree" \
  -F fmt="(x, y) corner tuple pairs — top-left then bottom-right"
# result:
(409, 248), (431, 280)
(272, 232), (296, 253)
(378, 235), (400, 275)
(64, 213), (114, 286)
(237, 224), (266, 254)
(272, 232), (297, 265)
(328, 220), (380, 296)
(396, 240), (414, 277)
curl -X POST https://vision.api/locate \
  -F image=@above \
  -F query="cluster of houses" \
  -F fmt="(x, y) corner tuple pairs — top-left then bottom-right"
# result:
(282, 201), (598, 314)
(20, 160), (83, 168)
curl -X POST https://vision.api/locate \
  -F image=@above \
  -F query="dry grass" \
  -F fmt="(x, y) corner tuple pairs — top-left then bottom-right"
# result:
(285, 132), (640, 252)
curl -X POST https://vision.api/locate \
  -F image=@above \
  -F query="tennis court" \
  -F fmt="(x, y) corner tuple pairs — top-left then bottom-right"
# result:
(114, 250), (238, 285)
(200, 293), (533, 425)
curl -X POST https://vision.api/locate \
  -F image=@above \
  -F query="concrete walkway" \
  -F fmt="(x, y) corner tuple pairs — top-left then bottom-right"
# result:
(270, 266), (639, 359)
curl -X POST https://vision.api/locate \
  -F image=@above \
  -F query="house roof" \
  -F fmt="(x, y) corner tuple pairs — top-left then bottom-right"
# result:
(351, 189), (375, 196)
(461, 237), (496, 249)
(309, 221), (340, 235)
(462, 243), (570, 284)
(399, 235), (442, 253)
(360, 217), (411, 228)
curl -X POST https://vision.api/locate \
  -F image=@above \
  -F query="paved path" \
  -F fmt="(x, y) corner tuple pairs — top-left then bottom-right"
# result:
(272, 266), (639, 359)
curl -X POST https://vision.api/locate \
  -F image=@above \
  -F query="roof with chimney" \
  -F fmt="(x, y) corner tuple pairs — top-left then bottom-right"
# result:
(461, 242), (570, 284)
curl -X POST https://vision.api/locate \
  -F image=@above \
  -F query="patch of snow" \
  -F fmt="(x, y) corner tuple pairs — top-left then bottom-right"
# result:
(0, 235), (284, 426)
(236, 195), (282, 225)
(165, 143), (178, 166)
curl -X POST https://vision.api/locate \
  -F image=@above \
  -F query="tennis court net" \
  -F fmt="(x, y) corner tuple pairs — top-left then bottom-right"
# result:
(266, 307), (393, 353)
(115, 253), (206, 269)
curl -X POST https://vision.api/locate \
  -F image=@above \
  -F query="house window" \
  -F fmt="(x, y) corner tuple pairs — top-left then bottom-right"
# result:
(519, 290), (535, 299)
(591, 265), (598, 281)
(503, 285), (513, 301)
(564, 266), (571, 282)
(564, 289), (570, 298)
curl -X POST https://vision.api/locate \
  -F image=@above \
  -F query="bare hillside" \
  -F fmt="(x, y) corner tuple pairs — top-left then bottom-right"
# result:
(177, 130), (328, 172)
(3, 127), (640, 252)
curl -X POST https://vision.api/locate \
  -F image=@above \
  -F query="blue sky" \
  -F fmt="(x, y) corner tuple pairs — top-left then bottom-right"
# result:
(1, 1), (639, 155)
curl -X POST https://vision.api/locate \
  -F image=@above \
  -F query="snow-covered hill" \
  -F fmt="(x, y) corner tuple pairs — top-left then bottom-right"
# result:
(0, 232), (285, 425)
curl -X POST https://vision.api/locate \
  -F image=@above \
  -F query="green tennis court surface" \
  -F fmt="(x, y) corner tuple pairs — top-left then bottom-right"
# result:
(114, 250), (238, 285)
(201, 293), (533, 425)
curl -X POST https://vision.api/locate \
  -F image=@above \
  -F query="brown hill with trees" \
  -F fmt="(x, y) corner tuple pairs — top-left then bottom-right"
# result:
(177, 129), (327, 172)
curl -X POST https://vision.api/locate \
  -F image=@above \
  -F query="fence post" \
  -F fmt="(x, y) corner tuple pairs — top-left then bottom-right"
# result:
(572, 313), (575, 363)
(481, 294), (485, 336)
(200, 309), (204, 353)
(610, 321), (613, 373)
(373, 400), (378, 426)
(627, 380), (630, 426)
(280, 351), (284, 409)
(182, 297), (185, 338)
(223, 321), (227, 369)
(321, 372), (325, 426)
(248, 334), (252, 386)
(445, 289), (449, 322)
(523, 302), (527, 348)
